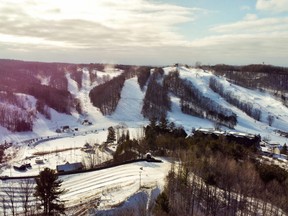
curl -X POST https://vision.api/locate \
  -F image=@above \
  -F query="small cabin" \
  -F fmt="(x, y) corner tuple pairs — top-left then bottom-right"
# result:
(62, 125), (70, 132)
(267, 141), (281, 154)
(82, 120), (92, 126)
(56, 162), (83, 173)
(35, 157), (44, 164)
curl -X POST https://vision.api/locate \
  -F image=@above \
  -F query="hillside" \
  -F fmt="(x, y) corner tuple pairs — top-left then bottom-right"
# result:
(1, 60), (288, 146)
(1, 59), (288, 215)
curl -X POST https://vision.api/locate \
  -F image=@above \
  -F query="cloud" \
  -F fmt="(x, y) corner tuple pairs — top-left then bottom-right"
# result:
(0, 0), (287, 66)
(186, 15), (288, 66)
(211, 17), (288, 34)
(243, 14), (258, 21)
(0, 0), (198, 50)
(256, 0), (288, 13)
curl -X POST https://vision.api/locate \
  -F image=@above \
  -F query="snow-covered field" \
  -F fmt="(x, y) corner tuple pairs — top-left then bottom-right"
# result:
(0, 159), (171, 215)
(60, 159), (170, 209)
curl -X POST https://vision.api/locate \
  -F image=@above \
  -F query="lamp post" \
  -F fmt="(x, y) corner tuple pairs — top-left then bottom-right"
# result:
(139, 171), (142, 189)
(139, 167), (143, 189)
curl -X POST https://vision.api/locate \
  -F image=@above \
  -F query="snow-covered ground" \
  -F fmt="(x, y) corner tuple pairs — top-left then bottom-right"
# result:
(1, 65), (288, 213)
(60, 159), (170, 209)
(1, 66), (288, 176)
(0, 159), (171, 215)
(164, 66), (288, 144)
(2, 66), (288, 146)
(1, 66), (288, 174)
(0, 71), (149, 178)
(0, 130), (111, 177)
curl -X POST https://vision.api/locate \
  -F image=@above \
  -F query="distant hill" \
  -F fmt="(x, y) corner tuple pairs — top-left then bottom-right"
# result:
(1, 59), (288, 146)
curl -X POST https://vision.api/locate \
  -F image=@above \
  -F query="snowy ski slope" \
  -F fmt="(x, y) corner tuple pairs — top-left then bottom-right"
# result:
(1, 65), (288, 145)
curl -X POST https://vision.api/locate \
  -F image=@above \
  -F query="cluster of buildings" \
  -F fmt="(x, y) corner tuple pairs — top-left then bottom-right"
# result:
(194, 128), (261, 147)
(194, 128), (287, 163)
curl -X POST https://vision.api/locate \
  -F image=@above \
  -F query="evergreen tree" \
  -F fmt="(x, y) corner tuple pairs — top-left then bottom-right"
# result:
(125, 130), (130, 141)
(149, 117), (157, 130)
(159, 116), (168, 131)
(107, 126), (116, 143)
(154, 192), (170, 215)
(34, 168), (65, 215)
(168, 122), (176, 132)
(118, 130), (126, 144)
(281, 143), (287, 155)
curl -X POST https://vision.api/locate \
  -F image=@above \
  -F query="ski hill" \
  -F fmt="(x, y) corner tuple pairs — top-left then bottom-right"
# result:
(1, 60), (288, 214)
(0, 64), (288, 146)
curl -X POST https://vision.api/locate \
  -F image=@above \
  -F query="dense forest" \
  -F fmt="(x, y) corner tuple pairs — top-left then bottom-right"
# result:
(0, 92), (35, 132)
(136, 66), (151, 90)
(89, 67), (137, 115)
(142, 68), (171, 120)
(0, 59), (80, 115)
(89, 74), (125, 115)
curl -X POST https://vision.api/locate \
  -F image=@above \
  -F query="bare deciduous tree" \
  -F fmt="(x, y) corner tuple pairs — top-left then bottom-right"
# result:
(1, 196), (7, 216)
(18, 179), (35, 216)
(3, 181), (17, 216)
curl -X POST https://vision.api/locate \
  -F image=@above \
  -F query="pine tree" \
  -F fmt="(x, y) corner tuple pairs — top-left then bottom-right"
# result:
(125, 130), (130, 141)
(281, 143), (287, 155)
(154, 192), (170, 214)
(34, 168), (65, 215)
(159, 116), (168, 131)
(107, 126), (116, 143)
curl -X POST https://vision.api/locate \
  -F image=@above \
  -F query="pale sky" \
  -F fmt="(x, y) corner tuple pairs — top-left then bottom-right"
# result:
(0, 0), (288, 66)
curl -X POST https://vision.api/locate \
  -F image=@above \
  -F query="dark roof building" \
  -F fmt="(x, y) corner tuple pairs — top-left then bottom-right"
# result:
(194, 128), (261, 147)
(56, 162), (83, 173)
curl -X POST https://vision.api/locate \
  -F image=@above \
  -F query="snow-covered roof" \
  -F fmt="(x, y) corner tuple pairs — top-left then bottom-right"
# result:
(267, 141), (281, 147)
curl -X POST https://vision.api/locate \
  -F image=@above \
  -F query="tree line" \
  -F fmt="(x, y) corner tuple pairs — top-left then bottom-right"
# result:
(209, 77), (262, 121)
(137, 66), (151, 90)
(89, 74), (125, 115)
(89, 67), (137, 115)
(210, 64), (288, 107)
(0, 141), (12, 163)
(113, 117), (187, 162)
(29, 84), (76, 114)
(0, 59), (81, 115)
(163, 70), (237, 128)
(0, 92), (35, 132)
(142, 68), (171, 120)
